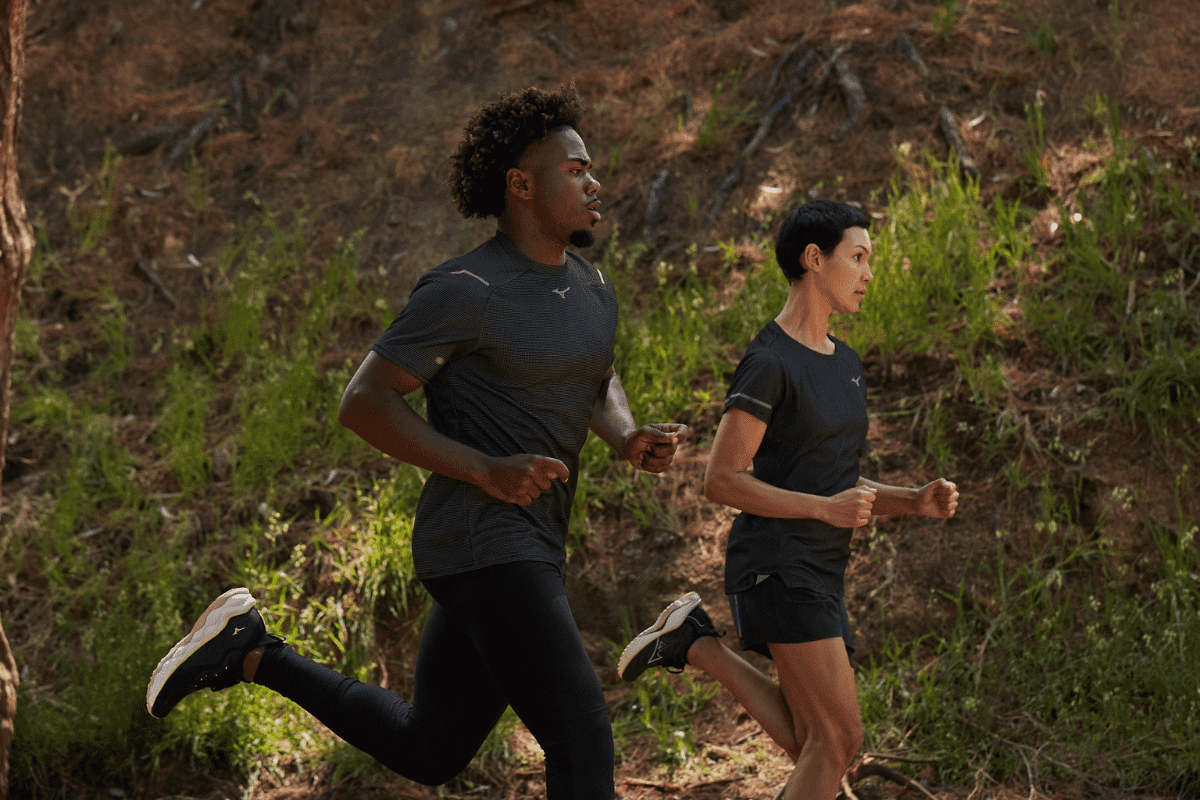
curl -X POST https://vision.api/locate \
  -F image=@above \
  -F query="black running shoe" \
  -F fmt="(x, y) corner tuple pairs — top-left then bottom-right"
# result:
(617, 592), (723, 682)
(146, 587), (279, 719)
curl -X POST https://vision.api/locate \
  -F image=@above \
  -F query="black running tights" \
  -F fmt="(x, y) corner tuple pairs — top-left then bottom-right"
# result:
(254, 560), (615, 799)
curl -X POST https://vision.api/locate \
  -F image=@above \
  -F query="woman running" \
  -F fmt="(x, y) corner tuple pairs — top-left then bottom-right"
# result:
(617, 199), (959, 800)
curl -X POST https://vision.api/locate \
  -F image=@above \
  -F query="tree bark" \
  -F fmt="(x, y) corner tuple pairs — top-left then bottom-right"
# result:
(0, 0), (33, 797)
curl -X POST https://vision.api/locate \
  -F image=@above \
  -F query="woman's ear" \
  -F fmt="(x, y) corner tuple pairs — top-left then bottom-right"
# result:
(802, 242), (823, 273)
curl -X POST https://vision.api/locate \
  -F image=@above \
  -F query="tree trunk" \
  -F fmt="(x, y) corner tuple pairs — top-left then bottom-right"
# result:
(0, 0), (33, 797)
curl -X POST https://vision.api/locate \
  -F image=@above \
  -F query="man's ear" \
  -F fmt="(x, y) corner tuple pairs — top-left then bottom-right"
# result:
(505, 167), (533, 200)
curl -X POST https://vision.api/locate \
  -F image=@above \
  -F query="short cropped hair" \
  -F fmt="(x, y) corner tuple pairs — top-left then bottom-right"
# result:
(448, 85), (585, 219)
(774, 200), (870, 282)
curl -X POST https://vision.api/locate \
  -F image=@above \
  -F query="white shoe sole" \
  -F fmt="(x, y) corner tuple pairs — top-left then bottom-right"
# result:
(617, 591), (701, 679)
(146, 587), (257, 716)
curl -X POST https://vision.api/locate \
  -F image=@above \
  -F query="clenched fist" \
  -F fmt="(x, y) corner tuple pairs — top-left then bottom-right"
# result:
(824, 486), (877, 528)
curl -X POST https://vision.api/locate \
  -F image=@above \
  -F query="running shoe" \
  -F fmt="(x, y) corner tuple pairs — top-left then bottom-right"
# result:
(617, 591), (722, 682)
(146, 587), (279, 719)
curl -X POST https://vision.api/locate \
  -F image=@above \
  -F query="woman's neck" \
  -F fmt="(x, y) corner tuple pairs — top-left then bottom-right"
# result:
(774, 279), (834, 354)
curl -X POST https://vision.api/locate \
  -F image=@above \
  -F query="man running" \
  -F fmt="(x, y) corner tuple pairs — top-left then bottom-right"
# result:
(146, 85), (688, 800)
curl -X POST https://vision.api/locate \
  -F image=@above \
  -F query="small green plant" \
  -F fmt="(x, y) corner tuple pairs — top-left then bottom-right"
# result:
(695, 69), (758, 151)
(1026, 19), (1060, 56)
(1020, 95), (1051, 192)
(186, 141), (214, 212)
(94, 281), (134, 398)
(159, 363), (214, 496)
(69, 145), (121, 252)
(1100, 0), (1132, 64)
(932, 0), (963, 42)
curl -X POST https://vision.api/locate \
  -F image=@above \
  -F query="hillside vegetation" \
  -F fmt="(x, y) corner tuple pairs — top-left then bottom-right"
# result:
(3, 1), (1199, 799)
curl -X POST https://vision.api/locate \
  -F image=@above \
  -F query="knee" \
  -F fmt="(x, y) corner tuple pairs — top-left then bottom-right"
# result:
(832, 716), (863, 767)
(380, 753), (472, 787)
(805, 714), (862, 769)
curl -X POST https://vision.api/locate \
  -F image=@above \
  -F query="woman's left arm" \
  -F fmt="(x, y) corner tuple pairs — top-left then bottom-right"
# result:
(857, 476), (959, 519)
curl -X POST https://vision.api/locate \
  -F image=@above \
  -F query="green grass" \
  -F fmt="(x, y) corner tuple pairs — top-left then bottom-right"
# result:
(608, 614), (720, 771)
(695, 69), (758, 152)
(860, 518), (1200, 793)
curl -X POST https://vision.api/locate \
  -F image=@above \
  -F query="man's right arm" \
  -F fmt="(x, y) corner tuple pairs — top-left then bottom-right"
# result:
(337, 351), (568, 506)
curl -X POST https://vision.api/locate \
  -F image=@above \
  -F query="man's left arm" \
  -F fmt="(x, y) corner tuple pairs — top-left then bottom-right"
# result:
(589, 365), (688, 473)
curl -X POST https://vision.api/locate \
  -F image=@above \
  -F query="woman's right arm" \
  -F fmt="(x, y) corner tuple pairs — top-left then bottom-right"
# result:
(703, 407), (875, 528)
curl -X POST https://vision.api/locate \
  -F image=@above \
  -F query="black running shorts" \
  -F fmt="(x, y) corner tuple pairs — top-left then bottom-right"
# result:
(727, 574), (854, 664)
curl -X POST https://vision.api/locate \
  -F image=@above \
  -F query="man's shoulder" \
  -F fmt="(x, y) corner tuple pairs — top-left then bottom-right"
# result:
(425, 236), (523, 289)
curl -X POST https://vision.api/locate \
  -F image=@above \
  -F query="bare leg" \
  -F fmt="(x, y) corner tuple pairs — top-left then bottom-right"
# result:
(770, 639), (862, 800)
(685, 636), (803, 760)
(243, 646), (264, 681)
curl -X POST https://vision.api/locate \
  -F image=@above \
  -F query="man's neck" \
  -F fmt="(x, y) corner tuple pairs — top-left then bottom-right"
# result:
(496, 214), (567, 266)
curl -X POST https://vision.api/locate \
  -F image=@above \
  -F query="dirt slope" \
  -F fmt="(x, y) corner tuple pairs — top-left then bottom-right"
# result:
(11, 0), (1200, 798)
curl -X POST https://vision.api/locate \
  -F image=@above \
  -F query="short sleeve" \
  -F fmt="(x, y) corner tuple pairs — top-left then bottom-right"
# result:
(723, 347), (786, 425)
(371, 269), (485, 383)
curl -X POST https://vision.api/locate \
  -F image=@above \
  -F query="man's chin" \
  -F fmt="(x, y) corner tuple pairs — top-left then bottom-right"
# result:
(569, 229), (596, 249)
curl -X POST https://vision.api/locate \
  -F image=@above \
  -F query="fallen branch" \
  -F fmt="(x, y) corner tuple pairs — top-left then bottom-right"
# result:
(851, 760), (939, 800)
(764, 38), (806, 95)
(643, 168), (669, 244)
(895, 30), (929, 77)
(801, 44), (848, 117)
(166, 102), (227, 170)
(536, 28), (577, 64)
(128, 233), (178, 308)
(623, 777), (681, 793)
(862, 751), (942, 765)
(831, 59), (865, 142)
(708, 47), (815, 219)
(938, 106), (980, 179)
(133, 255), (177, 308)
(115, 124), (179, 157)
(484, 0), (536, 19)
(89, 19), (124, 68)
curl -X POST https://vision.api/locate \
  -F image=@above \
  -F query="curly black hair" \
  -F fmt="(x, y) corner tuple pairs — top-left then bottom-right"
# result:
(447, 85), (585, 219)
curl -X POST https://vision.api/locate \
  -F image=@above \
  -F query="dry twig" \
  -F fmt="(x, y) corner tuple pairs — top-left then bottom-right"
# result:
(851, 759), (939, 800)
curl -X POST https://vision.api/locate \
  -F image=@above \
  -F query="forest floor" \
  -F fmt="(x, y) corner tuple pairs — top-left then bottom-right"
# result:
(9, 0), (1200, 798)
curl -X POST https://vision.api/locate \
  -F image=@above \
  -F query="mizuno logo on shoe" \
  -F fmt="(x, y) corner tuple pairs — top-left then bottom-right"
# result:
(552, 287), (570, 299)
(232, 627), (245, 636)
(648, 638), (665, 664)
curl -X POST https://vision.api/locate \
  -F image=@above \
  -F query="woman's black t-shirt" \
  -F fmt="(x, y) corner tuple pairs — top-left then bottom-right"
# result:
(722, 321), (868, 597)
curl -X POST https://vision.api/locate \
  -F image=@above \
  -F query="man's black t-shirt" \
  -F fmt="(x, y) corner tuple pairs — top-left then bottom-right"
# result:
(371, 232), (618, 579)
(722, 321), (868, 597)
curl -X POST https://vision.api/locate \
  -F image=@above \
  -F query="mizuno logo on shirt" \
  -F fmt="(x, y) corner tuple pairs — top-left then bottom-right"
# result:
(552, 287), (571, 299)
(851, 376), (862, 386)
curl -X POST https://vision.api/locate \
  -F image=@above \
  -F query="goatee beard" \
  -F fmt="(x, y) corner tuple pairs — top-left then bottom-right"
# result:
(569, 229), (595, 249)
